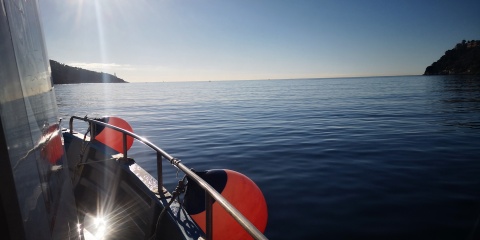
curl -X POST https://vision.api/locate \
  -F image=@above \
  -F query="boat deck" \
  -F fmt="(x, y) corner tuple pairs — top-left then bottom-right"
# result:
(63, 130), (203, 240)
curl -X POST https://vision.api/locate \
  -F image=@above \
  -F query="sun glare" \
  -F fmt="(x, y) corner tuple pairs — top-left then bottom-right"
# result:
(93, 217), (107, 239)
(83, 214), (108, 240)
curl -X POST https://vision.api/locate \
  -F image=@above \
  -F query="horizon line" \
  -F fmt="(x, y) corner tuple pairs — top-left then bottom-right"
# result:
(127, 74), (424, 83)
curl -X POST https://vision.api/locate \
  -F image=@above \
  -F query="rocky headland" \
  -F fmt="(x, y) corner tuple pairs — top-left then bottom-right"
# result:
(424, 40), (480, 75)
(50, 60), (128, 84)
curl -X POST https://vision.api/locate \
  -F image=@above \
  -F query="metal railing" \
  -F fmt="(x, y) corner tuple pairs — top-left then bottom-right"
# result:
(69, 116), (268, 240)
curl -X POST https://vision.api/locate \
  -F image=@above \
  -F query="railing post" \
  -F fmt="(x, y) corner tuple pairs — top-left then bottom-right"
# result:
(69, 117), (74, 133)
(157, 152), (163, 193)
(122, 132), (128, 159)
(206, 192), (213, 240)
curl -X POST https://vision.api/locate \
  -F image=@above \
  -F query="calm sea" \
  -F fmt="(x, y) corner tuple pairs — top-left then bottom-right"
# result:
(55, 75), (480, 240)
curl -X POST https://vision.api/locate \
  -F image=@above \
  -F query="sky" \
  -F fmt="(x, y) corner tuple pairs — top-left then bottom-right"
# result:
(39, 0), (480, 82)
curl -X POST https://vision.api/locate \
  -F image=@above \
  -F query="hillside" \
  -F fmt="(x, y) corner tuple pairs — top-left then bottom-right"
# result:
(424, 40), (480, 75)
(50, 60), (128, 84)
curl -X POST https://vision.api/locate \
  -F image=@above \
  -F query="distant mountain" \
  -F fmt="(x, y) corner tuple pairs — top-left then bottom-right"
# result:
(424, 40), (480, 75)
(50, 60), (128, 84)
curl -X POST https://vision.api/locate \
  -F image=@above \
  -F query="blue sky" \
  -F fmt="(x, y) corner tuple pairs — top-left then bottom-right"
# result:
(39, 0), (480, 82)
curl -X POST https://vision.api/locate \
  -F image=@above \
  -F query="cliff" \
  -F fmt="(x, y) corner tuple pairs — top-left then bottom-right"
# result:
(424, 40), (480, 75)
(50, 60), (128, 84)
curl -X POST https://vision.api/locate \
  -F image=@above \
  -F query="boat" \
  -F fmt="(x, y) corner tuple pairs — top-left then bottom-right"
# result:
(0, 0), (268, 239)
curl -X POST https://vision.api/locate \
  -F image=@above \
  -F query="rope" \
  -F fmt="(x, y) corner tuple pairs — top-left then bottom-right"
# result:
(150, 175), (187, 240)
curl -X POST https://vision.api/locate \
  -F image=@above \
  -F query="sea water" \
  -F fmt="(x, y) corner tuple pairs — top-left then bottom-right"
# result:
(55, 75), (480, 239)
